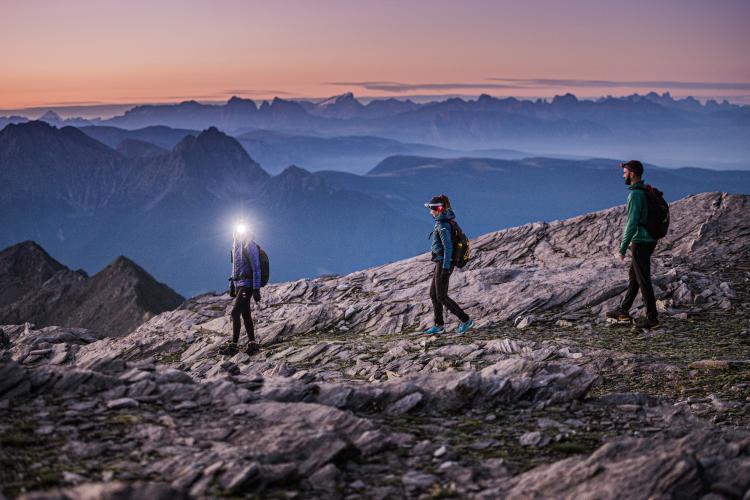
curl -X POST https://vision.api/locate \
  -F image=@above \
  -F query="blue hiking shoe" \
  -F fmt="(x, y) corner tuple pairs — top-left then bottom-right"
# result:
(457, 319), (474, 335)
(424, 325), (445, 335)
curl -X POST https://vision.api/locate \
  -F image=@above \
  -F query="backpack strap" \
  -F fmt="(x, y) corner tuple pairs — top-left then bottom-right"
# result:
(448, 219), (461, 237)
(629, 185), (652, 229)
(632, 184), (659, 196)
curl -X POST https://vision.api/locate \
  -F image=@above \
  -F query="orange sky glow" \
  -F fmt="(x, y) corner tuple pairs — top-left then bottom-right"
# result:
(2, 0), (749, 112)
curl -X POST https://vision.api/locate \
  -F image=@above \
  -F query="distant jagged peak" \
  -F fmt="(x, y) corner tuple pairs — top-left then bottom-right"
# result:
(279, 164), (313, 177)
(0, 240), (63, 268)
(226, 96), (258, 110)
(270, 97), (305, 109)
(270, 164), (328, 193)
(35, 110), (92, 127)
(638, 91), (736, 111)
(362, 97), (420, 117)
(319, 92), (361, 107)
(107, 254), (141, 269)
(552, 93), (579, 105)
(9, 240), (47, 252)
(252, 98), (307, 116)
(227, 95), (255, 104)
(179, 99), (203, 107)
(169, 127), (268, 180)
(443, 96), (467, 105)
(194, 126), (259, 155)
(1, 119), (57, 135)
(39, 110), (62, 122)
(0, 120), (116, 156)
(174, 126), (235, 150)
(96, 255), (153, 280)
(366, 96), (415, 105)
(0, 241), (68, 290)
(197, 125), (224, 139)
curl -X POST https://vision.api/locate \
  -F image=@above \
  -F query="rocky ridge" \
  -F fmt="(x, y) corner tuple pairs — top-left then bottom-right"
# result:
(83, 191), (746, 354)
(1, 192), (748, 498)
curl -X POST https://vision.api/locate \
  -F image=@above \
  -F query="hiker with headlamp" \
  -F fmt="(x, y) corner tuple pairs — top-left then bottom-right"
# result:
(423, 195), (474, 336)
(223, 223), (262, 355)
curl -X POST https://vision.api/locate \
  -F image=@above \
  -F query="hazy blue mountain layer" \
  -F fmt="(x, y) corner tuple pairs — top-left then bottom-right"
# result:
(2, 121), (748, 296)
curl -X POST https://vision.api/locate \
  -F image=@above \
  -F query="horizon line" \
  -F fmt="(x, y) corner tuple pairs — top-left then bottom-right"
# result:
(2, 90), (748, 120)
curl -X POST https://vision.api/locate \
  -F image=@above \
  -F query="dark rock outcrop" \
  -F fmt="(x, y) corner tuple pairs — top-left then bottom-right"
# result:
(0, 241), (183, 336)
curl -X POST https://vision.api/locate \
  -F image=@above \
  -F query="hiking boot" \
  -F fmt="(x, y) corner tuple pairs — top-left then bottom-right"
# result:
(457, 319), (474, 335)
(634, 317), (660, 329)
(219, 342), (238, 355)
(245, 342), (260, 355)
(424, 325), (445, 335)
(606, 308), (631, 321)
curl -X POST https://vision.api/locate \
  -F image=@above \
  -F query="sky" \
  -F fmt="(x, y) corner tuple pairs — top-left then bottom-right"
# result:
(2, 0), (750, 112)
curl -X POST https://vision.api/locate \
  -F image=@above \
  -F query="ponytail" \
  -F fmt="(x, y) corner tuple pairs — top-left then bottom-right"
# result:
(439, 194), (452, 209)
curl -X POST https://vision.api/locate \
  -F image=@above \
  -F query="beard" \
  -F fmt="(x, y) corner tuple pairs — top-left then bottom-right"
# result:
(624, 177), (632, 185)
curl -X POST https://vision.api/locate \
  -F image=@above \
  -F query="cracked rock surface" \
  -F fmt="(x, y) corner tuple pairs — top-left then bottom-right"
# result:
(1, 192), (749, 499)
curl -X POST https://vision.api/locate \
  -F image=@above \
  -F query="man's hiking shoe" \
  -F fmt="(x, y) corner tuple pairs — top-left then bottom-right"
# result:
(457, 319), (474, 335)
(424, 325), (445, 335)
(245, 342), (260, 355)
(634, 317), (660, 329)
(219, 343), (238, 355)
(606, 308), (631, 321)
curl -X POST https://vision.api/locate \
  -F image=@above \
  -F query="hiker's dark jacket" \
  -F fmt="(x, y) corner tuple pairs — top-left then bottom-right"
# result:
(431, 209), (455, 270)
(231, 239), (261, 289)
(620, 181), (656, 255)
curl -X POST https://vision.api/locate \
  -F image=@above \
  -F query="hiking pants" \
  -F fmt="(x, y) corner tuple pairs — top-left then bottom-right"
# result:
(231, 286), (255, 344)
(430, 262), (470, 325)
(620, 242), (658, 320)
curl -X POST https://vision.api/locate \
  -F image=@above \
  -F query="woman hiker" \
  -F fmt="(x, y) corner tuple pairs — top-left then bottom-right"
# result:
(423, 194), (474, 335)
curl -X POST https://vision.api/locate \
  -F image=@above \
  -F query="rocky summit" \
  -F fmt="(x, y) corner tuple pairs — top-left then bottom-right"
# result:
(1, 192), (749, 499)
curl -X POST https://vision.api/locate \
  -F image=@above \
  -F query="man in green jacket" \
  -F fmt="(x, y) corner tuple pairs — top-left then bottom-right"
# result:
(607, 160), (659, 328)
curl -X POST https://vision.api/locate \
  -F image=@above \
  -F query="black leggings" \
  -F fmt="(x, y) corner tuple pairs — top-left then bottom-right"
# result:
(620, 242), (658, 320)
(430, 263), (469, 325)
(231, 287), (255, 343)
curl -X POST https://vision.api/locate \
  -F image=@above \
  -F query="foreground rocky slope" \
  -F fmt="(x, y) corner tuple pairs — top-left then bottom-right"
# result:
(1, 192), (748, 499)
(0, 241), (184, 337)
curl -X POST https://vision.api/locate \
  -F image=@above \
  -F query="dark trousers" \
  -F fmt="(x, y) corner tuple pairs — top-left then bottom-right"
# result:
(231, 286), (255, 344)
(430, 263), (470, 325)
(620, 242), (658, 320)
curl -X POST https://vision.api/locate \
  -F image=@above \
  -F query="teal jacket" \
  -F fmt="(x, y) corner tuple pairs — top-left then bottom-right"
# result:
(431, 209), (455, 269)
(619, 181), (655, 255)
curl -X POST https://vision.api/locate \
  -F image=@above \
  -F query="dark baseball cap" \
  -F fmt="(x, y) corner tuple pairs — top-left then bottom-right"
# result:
(620, 160), (644, 176)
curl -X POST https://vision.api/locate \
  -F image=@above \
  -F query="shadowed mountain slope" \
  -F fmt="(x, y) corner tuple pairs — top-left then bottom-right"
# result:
(0, 241), (183, 336)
